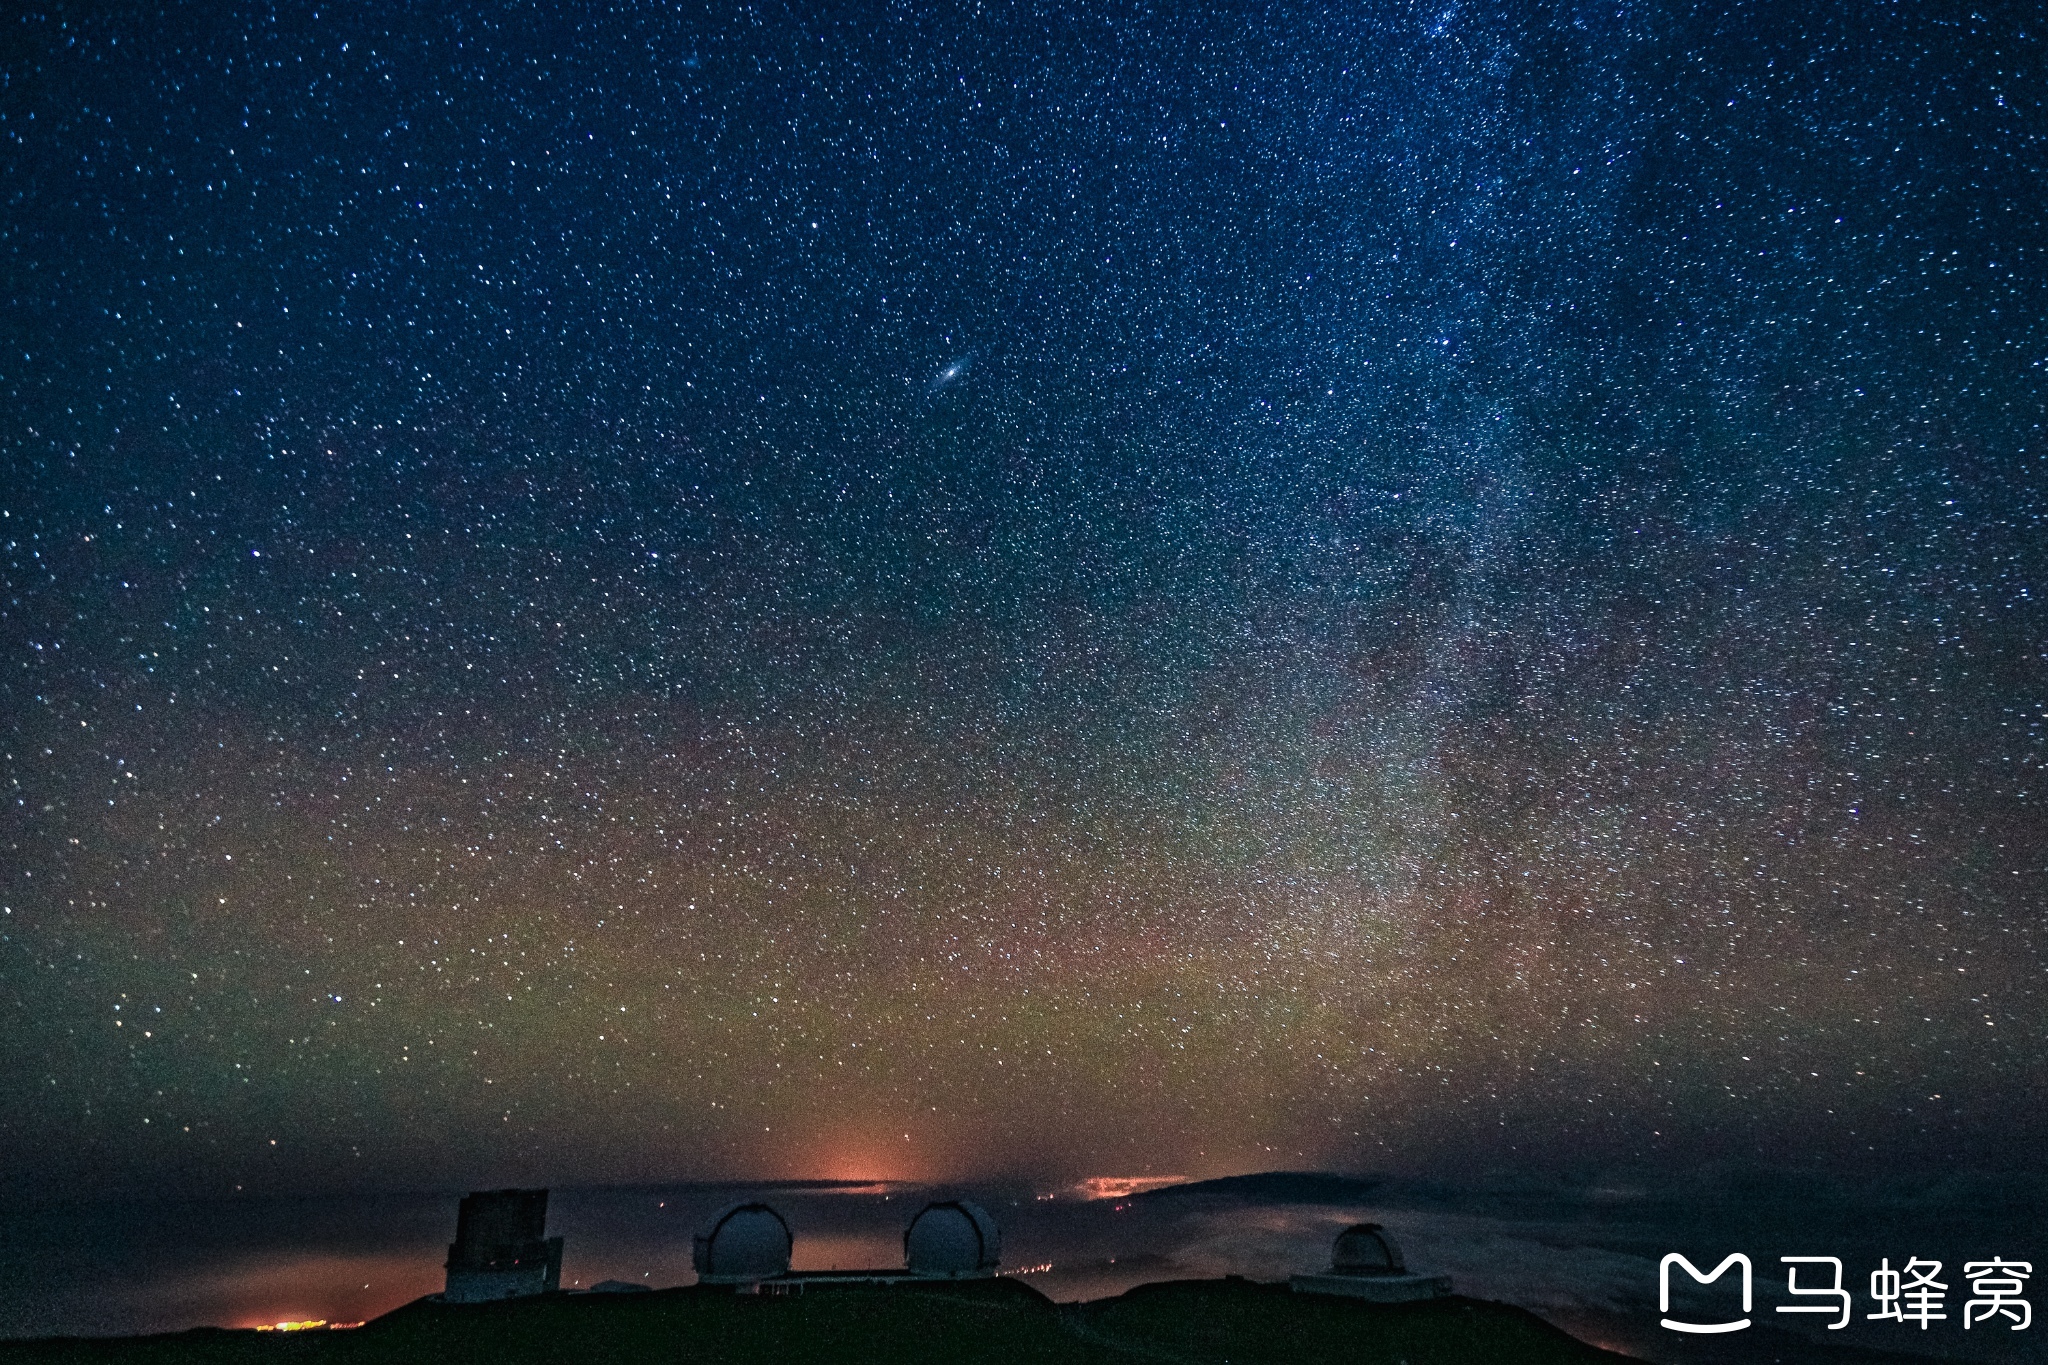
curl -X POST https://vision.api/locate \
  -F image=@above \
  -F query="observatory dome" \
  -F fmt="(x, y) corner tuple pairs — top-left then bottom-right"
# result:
(1330, 1223), (1406, 1276)
(903, 1200), (1001, 1278)
(693, 1203), (793, 1283)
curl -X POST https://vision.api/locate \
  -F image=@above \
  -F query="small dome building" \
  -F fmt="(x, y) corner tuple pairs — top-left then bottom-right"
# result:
(1291, 1222), (1450, 1303)
(693, 1203), (793, 1284)
(903, 1200), (1001, 1278)
(1331, 1223), (1406, 1276)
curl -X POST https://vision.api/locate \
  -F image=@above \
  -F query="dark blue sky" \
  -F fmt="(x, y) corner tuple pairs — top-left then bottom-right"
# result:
(2, 1), (2042, 1201)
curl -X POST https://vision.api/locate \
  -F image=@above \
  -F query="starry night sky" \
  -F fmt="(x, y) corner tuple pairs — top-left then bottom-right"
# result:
(3, 2), (2043, 1204)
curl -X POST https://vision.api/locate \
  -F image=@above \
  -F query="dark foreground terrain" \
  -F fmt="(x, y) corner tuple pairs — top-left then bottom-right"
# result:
(0, 1277), (1635, 1365)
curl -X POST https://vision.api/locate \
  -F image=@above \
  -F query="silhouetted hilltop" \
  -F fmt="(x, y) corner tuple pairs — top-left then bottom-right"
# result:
(0, 1276), (1639, 1364)
(1132, 1171), (1387, 1205)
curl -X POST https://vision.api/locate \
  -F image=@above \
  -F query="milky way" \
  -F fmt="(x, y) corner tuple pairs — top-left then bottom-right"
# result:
(2, 3), (2041, 1203)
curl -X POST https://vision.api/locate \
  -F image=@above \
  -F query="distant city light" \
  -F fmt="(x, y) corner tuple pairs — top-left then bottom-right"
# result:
(1072, 1176), (1187, 1200)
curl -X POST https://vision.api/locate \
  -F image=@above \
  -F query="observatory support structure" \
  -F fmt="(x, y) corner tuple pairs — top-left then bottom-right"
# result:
(443, 1189), (565, 1303)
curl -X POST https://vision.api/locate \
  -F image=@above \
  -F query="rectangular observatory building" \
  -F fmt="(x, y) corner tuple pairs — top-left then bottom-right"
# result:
(443, 1188), (564, 1303)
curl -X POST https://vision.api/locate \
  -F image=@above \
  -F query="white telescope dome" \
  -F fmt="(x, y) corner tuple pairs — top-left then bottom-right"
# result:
(903, 1200), (1000, 1278)
(693, 1202), (792, 1283)
(1330, 1223), (1406, 1276)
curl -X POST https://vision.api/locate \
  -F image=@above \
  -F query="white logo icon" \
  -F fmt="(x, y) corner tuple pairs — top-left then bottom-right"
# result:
(1660, 1253), (1752, 1334)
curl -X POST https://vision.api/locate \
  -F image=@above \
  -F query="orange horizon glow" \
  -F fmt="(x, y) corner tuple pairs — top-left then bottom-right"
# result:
(792, 1135), (937, 1186)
